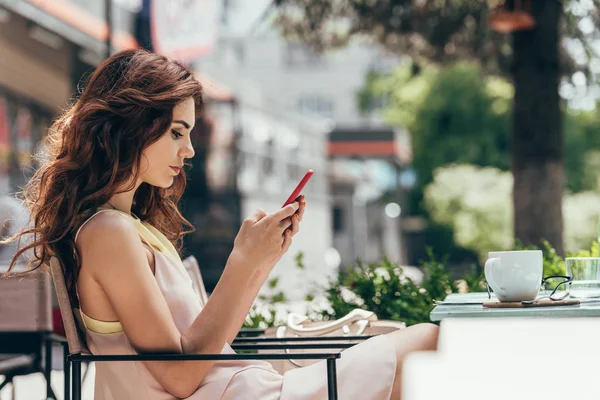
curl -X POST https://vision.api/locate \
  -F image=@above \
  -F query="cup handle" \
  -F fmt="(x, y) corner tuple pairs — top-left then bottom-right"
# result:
(484, 257), (505, 297)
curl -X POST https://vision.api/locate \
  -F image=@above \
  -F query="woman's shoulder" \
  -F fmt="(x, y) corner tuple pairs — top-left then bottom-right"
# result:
(76, 210), (140, 249)
(76, 210), (151, 278)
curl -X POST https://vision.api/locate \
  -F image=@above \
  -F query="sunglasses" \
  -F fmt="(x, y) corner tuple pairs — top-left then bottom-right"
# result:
(487, 275), (573, 301)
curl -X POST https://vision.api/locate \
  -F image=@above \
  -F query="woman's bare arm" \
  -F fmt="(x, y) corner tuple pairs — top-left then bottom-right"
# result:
(78, 204), (300, 398)
(79, 213), (229, 398)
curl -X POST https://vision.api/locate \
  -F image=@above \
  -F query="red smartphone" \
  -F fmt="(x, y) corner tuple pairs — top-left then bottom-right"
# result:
(282, 169), (314, 207)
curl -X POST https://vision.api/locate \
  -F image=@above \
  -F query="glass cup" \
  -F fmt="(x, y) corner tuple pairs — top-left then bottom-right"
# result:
(566, 257), (600, 298)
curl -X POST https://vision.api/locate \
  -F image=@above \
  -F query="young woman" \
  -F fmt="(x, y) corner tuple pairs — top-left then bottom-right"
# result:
(3, 49), (438, 399)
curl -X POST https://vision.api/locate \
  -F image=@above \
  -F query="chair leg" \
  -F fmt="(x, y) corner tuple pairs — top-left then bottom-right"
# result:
(72, 361), (81, 400)
(326, 358), (338, 400)
(63, 345), (70, 400)
(45, 337), (55, 399)
(46, 386), (58, 400)
(0, 374), (12, 391)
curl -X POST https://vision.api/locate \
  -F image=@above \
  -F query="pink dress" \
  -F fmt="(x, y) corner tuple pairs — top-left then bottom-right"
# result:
(75, 210), (397, 399)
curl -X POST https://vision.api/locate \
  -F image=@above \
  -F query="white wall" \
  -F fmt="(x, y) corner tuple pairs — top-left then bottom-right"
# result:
(211, 35), (397, 125)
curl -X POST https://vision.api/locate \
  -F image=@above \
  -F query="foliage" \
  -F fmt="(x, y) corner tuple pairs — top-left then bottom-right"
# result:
(461, 265), (487, 292)
(243, 251), (461, 328)
(360, 62), (512, 193)
(273, 0), (600, 258)
(564, 108), (600, 193)
(361, 62), (600, 196)
(273, 0), (599, 78)
(243, 276), (288, 329)
(515, 239), (600, 282)
(320, 251), (458, 327)
(243, 239), (600, 330)
(424, 164), (600, 260)
(423, 164), (514, 260)
(458, 239), (600, 293)
(563, 191), (600, 251)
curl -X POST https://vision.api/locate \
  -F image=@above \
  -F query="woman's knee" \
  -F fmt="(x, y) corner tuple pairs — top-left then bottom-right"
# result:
(409, 323), (439, 350)
(387, 322), (439, 354)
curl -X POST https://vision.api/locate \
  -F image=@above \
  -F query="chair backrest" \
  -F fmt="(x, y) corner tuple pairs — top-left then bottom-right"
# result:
(0, 266), (52, 332)
(50, 257), (89, 355)
(182, 255), (209, 306)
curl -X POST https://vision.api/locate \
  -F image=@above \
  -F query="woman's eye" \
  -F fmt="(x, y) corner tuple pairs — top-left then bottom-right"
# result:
(171, 129), (183, 139)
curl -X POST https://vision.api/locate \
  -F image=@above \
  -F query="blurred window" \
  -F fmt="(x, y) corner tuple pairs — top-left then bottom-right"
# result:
(297, 95), (334, 118)
(333, 206), (344, 233)
(284, 43), (325, 68)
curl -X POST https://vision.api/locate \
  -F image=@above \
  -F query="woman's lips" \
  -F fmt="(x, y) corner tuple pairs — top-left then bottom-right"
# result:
(170, 166), (181, 174)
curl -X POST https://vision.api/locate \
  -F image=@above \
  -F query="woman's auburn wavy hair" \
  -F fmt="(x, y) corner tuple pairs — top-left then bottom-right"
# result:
(1, 48), (203, 305)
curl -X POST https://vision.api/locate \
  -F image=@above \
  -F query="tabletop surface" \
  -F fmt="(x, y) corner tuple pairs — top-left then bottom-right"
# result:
(429, 292), (600, 321)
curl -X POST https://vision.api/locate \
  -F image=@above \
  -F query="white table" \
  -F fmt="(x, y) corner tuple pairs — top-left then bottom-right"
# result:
(430, 292), (600, 321)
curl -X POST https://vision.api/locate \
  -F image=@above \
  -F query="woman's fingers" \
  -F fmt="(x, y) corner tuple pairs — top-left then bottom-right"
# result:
(281, 229), (293, 251)
(278, 217), (293, 232)
(271, 202), (299, 222)
(290, 214), (300, 235)
(250, 208), (268, 223)
(297, 198), (306, 222)
(277, 212), (301, 236)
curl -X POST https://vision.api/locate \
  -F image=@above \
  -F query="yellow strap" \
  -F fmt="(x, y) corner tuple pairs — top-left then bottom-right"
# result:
(97, 207), (184, 267)
(78, 308), (124, 334)
(138, 220), (184, 268)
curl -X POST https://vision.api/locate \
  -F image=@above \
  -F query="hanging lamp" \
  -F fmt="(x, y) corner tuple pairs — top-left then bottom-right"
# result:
(489, 0), (536, 33)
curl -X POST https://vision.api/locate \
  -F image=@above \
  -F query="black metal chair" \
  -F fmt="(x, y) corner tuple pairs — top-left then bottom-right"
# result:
(0, 268), (56, 399)
(0, 354), (36, 400)
(50, 257), (360, 400)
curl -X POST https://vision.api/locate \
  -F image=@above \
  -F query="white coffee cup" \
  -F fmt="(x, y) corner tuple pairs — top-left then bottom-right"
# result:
(484, 250), (543, 302)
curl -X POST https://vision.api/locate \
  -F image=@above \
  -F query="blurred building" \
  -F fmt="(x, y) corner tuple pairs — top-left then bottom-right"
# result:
(328, 127), (413, 267)
(193, 1), (338, 296)
(199, 0), (412, 270)
(191, 64), (333, 298)
(0, 0), (140, 193)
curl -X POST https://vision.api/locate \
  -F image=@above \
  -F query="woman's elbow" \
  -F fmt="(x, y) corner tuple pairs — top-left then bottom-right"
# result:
(160, 360), (211, 398)
(163, 378), (198, 399)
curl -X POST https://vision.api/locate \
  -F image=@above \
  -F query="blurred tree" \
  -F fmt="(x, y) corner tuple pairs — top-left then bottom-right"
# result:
(564, 108), (600, 193)
(359, 62), (512, 202)
(273, 0), (600, 254)
(360, 62), (600, 197)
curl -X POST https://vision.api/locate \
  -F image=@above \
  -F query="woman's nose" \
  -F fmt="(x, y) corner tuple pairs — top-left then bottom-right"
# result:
(181, 140), (195, 159)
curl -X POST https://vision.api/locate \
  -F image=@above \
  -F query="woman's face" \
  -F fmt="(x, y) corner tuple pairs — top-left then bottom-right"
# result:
(139, 97), (196, 188)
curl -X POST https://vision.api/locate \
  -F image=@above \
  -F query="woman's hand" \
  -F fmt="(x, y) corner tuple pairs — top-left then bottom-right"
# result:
(228, 195), (306, 278)
(287, 195), (306, 238)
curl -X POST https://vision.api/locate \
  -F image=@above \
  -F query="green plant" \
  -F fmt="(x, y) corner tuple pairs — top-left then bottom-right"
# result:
(570, 241), (600, 258)
(242, 252), (316, 329)
(462, 265), (487, 292)
(243, 276), (288, 329)
(243, 240), (600, 330)
(243, 304), (279, 330)
(513, 239), (600, 279)
(322, 250), (459, 326)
